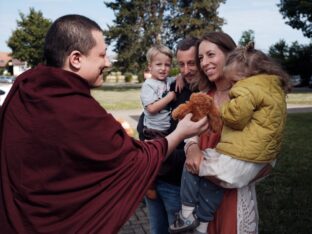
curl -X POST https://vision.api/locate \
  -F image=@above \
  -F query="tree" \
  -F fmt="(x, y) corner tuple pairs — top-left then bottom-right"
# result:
(7, 8), (52, 68)
(269, 40), (312, 85)
(288, 42), (312, 84)
(104, 0), (226, 79)
(278, 0), (312, 38)
(104, 0), (167, 79)
(165, 0), (225, 48)
(268, 39), (289, 69)
(238, 29), (255, 46)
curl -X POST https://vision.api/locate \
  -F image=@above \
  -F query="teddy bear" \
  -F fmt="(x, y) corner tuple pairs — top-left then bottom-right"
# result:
(172, 92), (223, 133)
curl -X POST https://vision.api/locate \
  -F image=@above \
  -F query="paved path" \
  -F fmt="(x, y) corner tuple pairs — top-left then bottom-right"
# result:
(286, 104), (312, 113)
(109, 109), (143, 130)
(118, 202), (150, 234)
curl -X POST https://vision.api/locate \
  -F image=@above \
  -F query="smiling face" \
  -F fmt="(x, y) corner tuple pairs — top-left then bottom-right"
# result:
(176, 46), (200, 85)
(148, 52), (172, 81)
(78, 30), (111, 87)
(198, 40), (226, 82)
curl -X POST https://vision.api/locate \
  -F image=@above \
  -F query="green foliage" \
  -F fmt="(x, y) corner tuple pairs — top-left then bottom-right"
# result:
(268, 39), (288, 64)
(278, 0), (312, 38)
(0, 68), (4, 75)
(269, 40), (312, 85)
(124, 72), (133, 82)
(169, 66), (180, 77)
(104, 0), (225, 78)
(165, 0), (225, 48)
(104, 0), (167, 76)
(257, 112), (312, 233)
(7, 8), (52, 67)
(287, 42), (312, 82)
(238, 29), (255, 46)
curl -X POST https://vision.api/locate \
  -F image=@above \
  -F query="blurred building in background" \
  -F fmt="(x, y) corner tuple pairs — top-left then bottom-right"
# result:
(0, 52), (29, 76)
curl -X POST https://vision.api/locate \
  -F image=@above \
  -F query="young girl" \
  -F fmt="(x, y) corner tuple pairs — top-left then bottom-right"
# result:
(169, 42), (291, 234)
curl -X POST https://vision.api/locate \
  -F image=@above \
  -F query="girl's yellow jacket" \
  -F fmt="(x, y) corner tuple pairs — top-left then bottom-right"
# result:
(216, 74), (287, 163)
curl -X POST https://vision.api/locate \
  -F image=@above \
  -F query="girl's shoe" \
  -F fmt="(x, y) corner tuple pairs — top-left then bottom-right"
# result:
(169, 211), (199, 233)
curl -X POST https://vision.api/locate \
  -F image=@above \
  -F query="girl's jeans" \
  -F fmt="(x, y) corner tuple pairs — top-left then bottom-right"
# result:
(181, 167), (224, 222)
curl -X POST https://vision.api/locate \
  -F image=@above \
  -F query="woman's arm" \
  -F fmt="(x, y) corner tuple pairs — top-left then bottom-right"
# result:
(184, 142), (203, 174)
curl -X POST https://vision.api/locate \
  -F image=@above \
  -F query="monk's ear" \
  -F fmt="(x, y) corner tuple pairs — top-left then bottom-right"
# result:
(68, 50), (83, 70)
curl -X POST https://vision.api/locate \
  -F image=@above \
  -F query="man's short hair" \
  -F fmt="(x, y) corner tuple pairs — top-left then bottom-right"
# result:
(44, 14), (102, 67)
(176, 36), (199, 53)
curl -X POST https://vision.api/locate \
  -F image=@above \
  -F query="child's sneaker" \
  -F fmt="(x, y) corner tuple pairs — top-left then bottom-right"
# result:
(169, 211), (199, 233)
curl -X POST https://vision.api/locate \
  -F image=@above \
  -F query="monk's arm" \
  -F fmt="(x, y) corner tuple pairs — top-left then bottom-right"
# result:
(165, 114), (208, 157)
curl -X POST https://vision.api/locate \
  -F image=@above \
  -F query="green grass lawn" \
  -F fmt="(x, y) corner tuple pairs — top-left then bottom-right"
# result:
(91, 85), (142, 110)
(257, 112), (312, 233)
(91, 85), (312, 110)
(287, 92), (312, 105)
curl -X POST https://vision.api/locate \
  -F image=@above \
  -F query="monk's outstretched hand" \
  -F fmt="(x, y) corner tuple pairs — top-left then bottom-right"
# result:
(165, 114), (208, 157)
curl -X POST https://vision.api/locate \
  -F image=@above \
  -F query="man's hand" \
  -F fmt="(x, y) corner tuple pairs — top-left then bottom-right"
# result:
(175, 74), (185, 93)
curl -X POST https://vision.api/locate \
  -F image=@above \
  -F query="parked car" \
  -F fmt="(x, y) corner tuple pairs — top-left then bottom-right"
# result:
(0, 84), (12, 106)
(0, 76), (14, 84)
(290, 75), (301, 87)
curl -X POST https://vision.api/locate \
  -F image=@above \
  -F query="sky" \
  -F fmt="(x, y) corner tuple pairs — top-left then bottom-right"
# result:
(0, 0), (311, 56)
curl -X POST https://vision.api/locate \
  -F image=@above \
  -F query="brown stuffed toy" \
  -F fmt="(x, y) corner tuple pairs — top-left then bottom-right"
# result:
(172, 92), (223, 133)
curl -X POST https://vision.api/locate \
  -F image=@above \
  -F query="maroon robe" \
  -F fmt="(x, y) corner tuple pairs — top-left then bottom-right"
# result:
(0, 65), (167, 233)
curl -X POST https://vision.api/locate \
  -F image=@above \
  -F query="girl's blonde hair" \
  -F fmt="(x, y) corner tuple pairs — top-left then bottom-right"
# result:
(225, 42), (291, 93)
(146, 44), (173, 64)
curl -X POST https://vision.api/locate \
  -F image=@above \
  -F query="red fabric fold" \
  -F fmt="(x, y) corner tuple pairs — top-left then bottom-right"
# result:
(0, 65), (167, 233)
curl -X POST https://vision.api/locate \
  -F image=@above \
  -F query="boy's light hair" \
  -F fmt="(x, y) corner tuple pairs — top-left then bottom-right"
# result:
(146, 44), (173, 64)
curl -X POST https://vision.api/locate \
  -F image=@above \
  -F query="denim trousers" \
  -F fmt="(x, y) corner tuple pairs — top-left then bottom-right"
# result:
(181, 167), (224, 222)
(145, 180), (181, 234)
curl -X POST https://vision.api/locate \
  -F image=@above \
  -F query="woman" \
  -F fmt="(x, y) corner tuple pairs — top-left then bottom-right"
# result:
(185, 32), (272, 233)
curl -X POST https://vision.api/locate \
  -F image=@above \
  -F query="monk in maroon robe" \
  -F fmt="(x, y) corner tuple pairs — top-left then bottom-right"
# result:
(0, 15), (207, 234)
